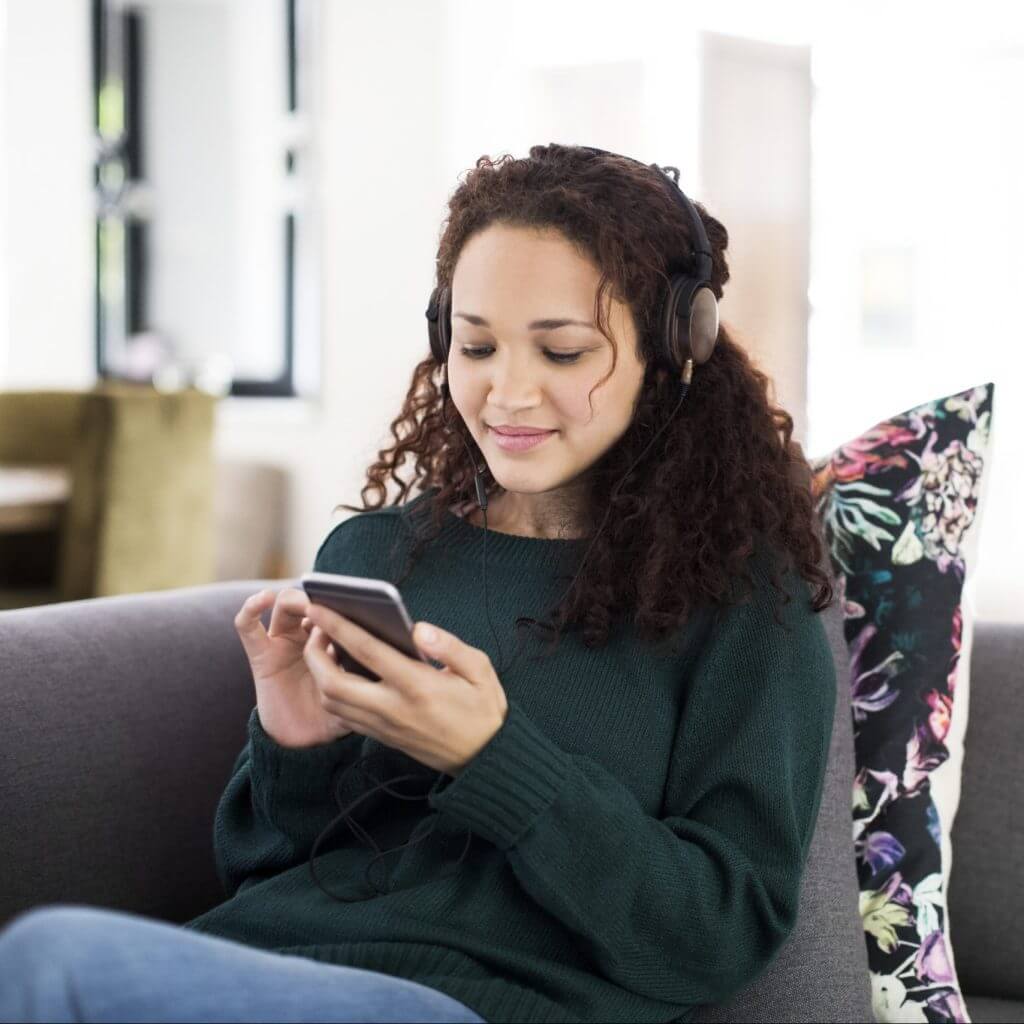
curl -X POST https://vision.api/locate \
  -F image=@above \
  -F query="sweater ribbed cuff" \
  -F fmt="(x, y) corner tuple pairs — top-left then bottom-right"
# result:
(426, 699), (569, 850)
(247, 706), (362, 806)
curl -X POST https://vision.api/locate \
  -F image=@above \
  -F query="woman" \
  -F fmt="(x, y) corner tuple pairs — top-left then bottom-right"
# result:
(0, 144), (836, 1024)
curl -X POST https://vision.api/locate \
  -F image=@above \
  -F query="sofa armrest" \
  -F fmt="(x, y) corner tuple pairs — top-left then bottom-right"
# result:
(948, 619), (1024, 1000)
(0, 579), (295, 928)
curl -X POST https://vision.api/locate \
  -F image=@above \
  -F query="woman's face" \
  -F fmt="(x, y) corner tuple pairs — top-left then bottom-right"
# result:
(447, 223), (647, 501)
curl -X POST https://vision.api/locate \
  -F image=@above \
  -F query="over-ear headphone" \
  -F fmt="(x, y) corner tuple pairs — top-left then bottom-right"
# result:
(308, 145), (722, 905)
(426, 145), (719, 380)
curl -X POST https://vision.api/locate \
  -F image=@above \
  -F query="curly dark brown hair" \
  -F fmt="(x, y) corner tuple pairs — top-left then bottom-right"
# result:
(333, 142), (835, 655)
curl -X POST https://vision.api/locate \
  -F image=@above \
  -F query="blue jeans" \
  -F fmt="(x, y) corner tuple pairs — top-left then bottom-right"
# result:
(0, 904), (488, 1023)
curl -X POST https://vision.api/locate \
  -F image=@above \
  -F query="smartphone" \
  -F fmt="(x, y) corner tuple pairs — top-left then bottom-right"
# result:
(300, 571), (437, 681)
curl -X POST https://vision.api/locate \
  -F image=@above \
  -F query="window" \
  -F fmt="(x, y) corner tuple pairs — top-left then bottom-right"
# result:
(91, 0), (319, 398)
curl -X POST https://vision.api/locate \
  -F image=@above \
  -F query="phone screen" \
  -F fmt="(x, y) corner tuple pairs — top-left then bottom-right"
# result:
(300, 571), (437, 680)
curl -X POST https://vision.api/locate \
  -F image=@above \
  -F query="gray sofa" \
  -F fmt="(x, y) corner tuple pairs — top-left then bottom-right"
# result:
(0, 579), (1021, 1023)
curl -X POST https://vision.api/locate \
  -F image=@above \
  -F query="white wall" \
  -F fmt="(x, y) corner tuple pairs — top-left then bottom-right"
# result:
(0, 2), (6, 382)
(3, 0), (94, 388)
(700, 32), (812, 442)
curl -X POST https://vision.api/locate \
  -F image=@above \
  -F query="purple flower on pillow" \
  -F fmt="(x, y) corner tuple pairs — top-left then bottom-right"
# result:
(848, 622), (902, 724)
(917, 928), (954, 985)
(862, 830), (905, 877)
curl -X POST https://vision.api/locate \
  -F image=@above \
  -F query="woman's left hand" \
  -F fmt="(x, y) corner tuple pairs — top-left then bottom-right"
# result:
(302, 603), (509, 777)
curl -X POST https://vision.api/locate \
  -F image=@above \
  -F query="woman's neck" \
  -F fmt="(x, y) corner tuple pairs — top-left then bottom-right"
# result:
(449, 491), (589, 540)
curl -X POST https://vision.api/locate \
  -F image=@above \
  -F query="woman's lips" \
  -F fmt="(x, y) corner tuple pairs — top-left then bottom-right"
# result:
(488, 426), (556, 452)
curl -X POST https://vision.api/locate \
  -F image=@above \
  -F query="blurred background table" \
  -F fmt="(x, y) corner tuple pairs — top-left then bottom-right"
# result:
(0, 463), (71, 532)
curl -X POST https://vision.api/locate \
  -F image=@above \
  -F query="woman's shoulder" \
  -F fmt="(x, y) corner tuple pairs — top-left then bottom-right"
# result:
(314, 487), (468, 567)
(312, 496), (417, 570)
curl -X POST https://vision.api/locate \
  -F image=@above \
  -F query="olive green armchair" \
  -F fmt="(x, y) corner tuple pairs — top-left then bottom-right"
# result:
(0, 383), (217, 609)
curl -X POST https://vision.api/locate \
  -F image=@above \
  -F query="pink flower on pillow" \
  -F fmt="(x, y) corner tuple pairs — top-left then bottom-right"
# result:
(925, 690), (952, 743)
(916, 927), (954, 984)
(831, 423), (917, 483)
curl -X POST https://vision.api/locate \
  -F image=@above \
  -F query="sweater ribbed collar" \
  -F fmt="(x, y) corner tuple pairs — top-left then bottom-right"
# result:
(413, 488), (591, 567)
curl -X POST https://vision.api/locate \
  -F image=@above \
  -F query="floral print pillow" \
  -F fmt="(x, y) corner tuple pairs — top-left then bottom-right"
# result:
(807, 382), (995, 1024)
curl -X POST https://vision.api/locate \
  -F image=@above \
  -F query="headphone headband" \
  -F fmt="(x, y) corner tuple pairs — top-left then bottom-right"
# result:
(575, 145), (713, 284)
(426, 144), (719, 373)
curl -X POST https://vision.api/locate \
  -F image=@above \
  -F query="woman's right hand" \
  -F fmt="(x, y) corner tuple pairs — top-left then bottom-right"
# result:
(233, 588), (356, 749)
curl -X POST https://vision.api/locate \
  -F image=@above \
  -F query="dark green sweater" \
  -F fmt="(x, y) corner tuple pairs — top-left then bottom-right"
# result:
(182, 488), (836, 1023)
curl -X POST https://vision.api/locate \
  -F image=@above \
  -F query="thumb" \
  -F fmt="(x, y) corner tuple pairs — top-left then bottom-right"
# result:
(415, 621), (477, 676)
(415, 621), (442, 649)
(415, 621), (458, 668)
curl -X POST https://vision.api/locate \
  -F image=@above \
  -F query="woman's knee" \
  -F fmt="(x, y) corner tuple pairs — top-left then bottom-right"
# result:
(0, 904), (110, 961)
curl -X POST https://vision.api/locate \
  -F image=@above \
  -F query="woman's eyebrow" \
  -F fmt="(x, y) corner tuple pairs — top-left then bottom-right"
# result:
(453, 311), (598, 331)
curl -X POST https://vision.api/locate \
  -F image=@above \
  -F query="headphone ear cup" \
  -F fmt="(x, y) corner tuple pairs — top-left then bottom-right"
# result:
(659, 273), (720, 373)
(437, 286), (451, 363)
(659, 275), (690, 374)
(440, 287), (451, 362)
(426, 286), (451, 364)
(687, 284), (720, 365)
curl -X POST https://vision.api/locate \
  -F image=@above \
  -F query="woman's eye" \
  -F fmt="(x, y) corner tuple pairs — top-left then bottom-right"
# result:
(459, 346), (582, 364)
